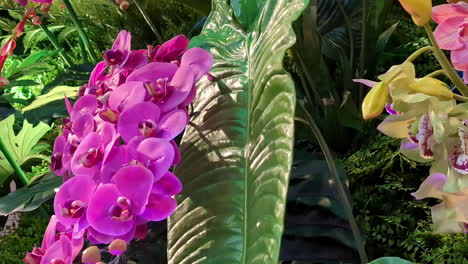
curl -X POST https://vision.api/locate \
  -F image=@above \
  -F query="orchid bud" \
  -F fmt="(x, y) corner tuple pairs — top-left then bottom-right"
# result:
(82, 246), (101, 263)
(41, 3), (51, 14)
(25, 8), (37, 18)
(0, 39), (16, 57)
(399, 0), (432, 27)
(32, 16), (42, 25)
(119, 1), (129, 10)
(362, 81), (389, 120)
(109, 239), (127, 256)
(409, 77), (454, 100)
(0, 77), (10, 87)
(12, 17), (27, 37)
(114, 0), (123, 4)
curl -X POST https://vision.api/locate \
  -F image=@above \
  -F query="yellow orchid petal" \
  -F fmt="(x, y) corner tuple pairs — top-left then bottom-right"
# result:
(399, 0), (432, 27)
(362, 81), (389, 119)
(410, 77), (454, 100)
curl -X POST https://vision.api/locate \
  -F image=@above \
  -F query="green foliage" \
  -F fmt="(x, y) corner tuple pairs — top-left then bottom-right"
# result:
(0, 115), (50, 185)
(344, 134), (468, 263)
(168, 0), (307, 263)
(368, 257), (413, 264)
(0, 211), (50, 264)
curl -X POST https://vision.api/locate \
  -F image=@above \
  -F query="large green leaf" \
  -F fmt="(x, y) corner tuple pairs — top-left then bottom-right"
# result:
(0, 115), (50, 185)
(22, 85), (78, 125)
(168, 0), (308, 263)
(368, 257), (413, 264)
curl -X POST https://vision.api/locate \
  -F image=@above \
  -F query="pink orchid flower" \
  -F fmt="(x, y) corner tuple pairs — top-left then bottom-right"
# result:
(433, 2), (468, 83)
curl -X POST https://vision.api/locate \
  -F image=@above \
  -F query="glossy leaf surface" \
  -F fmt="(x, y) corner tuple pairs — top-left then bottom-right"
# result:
(168, 0), (308, 263)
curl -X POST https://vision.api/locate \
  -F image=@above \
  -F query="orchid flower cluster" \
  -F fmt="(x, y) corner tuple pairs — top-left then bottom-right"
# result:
(359, 1), (468, 233)
(24, 30), (213, 263)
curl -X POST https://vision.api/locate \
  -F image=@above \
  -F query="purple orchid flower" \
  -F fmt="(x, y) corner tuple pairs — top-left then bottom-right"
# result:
(103, 30), (147, 70)
(87, 165), (153, 236)
(151, 35), (189, 62)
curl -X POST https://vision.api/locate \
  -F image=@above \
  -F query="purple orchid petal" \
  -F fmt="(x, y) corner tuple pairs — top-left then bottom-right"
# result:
(108, 81), (147, 112)
(160, 65), (194, 112)
(71, 132), (103, 177)
(434, 17), (465, 51)
(170, 140), (181, 165)
(41, 215), (58, 250)
(71, 95), (98, 121)
(181, 85), (197, 107)
(126, 62), (178, 82)
(112, 30), (131, 53)
(154, 35), (189, 62)
(87, 184), (135, 236)
(136, 138), (174, 181)
(117, 102), (161, 142)
(64, 96), (73, 116)
(39, 235), (72, 264)
(54, 176), (96, 227)
(452, 47), (468, 72)
(100, 146), (129, 183)
(87, 224), (136, 244)
(89, 61), (108, 86)
(180, 47), (213, 81)
(153, 171), (182, 196)
(51, 135), (67, 176)
(72, 113), (95, 139)
(122, 51), (148, 70)
(157, 109), (188, 139)
(140, 193), (177, 221)
(112, 165), (153, 215)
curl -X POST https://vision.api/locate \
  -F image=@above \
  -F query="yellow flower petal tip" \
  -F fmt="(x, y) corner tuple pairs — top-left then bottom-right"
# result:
(362, 81), (389, 120)
(410, 77), (454, 100)
(399, 0), (432, 27)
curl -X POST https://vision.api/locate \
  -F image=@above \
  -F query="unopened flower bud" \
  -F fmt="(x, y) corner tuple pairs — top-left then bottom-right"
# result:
(409, 77), (453, 100)
(109, 239), (127, 256)
(119, 1), (129, 10)
(25, 8), (37, 18)
(82, 246), (101, 263)
(399, 0), (432, 27)
(114, 0), (123, 4)
(41, 3), (51, 13)
(32, 16), (42, 25)
(0, 77), (10, 87)
(362, 81), (389, 120)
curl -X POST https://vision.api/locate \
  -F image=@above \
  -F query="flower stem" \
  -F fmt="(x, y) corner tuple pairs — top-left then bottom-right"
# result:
(133, 0), (163, 43)
(62, 0), (99, 63)
(0, 137), (28, 186)
(425, 69), (448, 78)
(404, 46), (433, 63)
(39, 24), (73, 67)
(453, 94), (468, 102)
(424, 24), (468, 96)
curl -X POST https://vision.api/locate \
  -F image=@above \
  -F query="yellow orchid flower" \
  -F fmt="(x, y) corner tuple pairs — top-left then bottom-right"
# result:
(399, 0), (432, 27)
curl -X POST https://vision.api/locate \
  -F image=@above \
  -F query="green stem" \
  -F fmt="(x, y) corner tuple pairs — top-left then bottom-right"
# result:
(133, 0), (163, 43)
(39, 24), (73, 67)
(62, 0), (99, 63)
(425, 69), (448, 78)
(0, 137), (28, 186)
(404, 46), (433, 63)
(424, 24), (468, 96)
(453, 94), (468, 102)
(298, 102), (368, 264)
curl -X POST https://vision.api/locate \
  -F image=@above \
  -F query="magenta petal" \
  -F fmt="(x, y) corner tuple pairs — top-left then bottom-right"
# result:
(433, 17), (465, 51)
(40, 235), (72, 264)
(70, 132), (102, 177)
(54, 176), (96, 227)
(97, 121), (117, 147)
(117, 102), (161, 142)
(112, 30), (131, 52)
(89, 61), (107, 86)
(180, 47), (213, 81)
(108, 81), (147, 112)
(87, 184), (134, 236)
(154, 35), (189, 62)
(161, 66), (194, 112)
(51, 135), (67, 176)
(87, 224), (136, 244)
(112, 165), (153, 214)
(100, 146), (128, 183)
(126, 62), (178, 82)
(432, 3), (468, 24)
(122, 52), (148, 70)
(170, 140), (181, 165)
(71, 95), (98, 121)
(452, 48), (468, 72)
(153, 171), (182, 196)
(41, 215), (58, 250)
(137, 138), (174, 181)
(140, 193), (177, 221)
(64, 96), (73, 116)
(157, 109), (188, 140)
(72, 113), (95, 139)
(181, 85), (197, 107)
